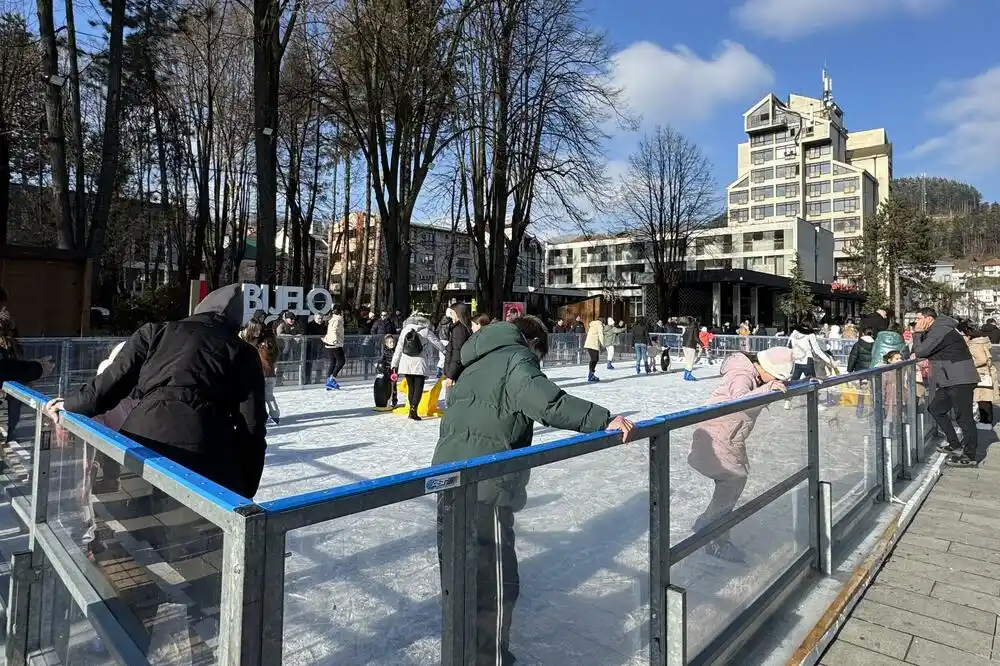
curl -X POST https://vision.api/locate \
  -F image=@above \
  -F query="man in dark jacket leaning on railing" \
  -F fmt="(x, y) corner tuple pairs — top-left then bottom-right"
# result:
(432, 315), (634, 666)
(912, 307), (981, 465)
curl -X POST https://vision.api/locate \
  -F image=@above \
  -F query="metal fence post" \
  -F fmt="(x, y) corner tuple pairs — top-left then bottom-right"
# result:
(818, 481), (833, 575)
(297, 338), (308, 386)
(872, 374), (891, 502)
(649, 432), (670, 665)
(217, 505), (268, 666)
(806, 391), (821, 571)
(896, 367), (911, 480)
(26, 414), (51, 654)
(5, 551), (34, 665)
(259, 527), (289, 665)
(57, 340), (70, 396)
(440, 483), (477, 665)
(666, 585), (687, 666)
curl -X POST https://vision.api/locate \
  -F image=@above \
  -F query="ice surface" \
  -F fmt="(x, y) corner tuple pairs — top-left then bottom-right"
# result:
(259, 360), (875, 665)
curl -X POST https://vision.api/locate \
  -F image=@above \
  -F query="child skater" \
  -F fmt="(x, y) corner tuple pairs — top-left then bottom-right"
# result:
(687, 346), (793, 563)
(374, 335), (399, 410)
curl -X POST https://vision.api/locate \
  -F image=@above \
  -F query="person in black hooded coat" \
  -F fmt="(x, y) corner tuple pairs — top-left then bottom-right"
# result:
(47, 283), (268, 498)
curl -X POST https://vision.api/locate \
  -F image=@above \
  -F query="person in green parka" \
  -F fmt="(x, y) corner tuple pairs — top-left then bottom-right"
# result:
(869, 327), (908, 368)
(432, 315), (635, 666)
(603, 316), (626, 370)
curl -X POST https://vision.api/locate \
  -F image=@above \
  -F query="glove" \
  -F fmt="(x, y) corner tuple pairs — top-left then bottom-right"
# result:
(390, 370), (398, 382)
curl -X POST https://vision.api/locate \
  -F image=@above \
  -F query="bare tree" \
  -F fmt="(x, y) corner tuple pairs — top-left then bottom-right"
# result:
(0, 11), (39, 245)
(36, 0), (73, 248)
(458, 0), (624, 316)
(618, 125), (719, 320)
(321, 0), (475, 316)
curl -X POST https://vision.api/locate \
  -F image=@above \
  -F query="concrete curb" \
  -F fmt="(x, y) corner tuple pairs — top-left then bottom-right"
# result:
(786, 452), (947, 665)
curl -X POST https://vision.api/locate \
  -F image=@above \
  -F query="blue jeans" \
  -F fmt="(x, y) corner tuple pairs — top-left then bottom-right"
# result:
(635, 344), (648, 370)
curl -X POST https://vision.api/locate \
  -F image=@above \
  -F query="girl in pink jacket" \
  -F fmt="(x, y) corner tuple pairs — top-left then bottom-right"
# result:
(688, 346), (794, 563)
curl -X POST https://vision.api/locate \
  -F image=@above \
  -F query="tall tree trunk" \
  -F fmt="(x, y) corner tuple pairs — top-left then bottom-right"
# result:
(36, 0), (73, 249)
(65, 0), (86, 245)
(0, 126), (9, 246)
(340, 156), (351, 303)
(87, 0), (126, 259)
(253, 0), (281, 287)
(354, 167), (372, 311)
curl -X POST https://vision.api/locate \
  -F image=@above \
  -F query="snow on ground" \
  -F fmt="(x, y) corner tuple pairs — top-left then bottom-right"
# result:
(261, 359), (883, 665)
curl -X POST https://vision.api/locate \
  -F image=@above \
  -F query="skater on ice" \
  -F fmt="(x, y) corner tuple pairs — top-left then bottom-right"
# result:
(583, 318), (605, 382)
(631, 316), (653, 374)
(687, 346), (792, 563)
(391, 312), (446, 420)
(681, 318), (699, 381)
(443, 303), (472, 387)
(603, 317), (625, 370)
(242, 318), (282, 425)
(323, 306), (346, 390)
(373, 335), (399, 410)
(432, 315), (635, 666)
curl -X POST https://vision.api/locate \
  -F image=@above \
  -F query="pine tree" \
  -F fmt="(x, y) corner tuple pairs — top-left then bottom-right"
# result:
(779, 253), (814, 322)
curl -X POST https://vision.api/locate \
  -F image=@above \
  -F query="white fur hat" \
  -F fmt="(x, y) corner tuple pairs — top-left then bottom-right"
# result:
(758, 346), (794, 382)
(97, 341), (127, 376)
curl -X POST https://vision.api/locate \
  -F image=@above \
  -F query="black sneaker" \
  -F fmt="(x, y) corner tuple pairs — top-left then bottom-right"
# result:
(946, 453), (978, 467)
(936, 443), (962, 454)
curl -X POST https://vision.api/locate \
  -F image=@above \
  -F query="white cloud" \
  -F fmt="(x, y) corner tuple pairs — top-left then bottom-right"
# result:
(734, 0), (946, 40)
(612, 41), (774, 126)
(911, 66), (1000, 172)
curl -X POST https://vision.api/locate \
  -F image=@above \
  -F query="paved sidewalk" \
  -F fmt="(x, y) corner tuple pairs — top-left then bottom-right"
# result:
(821, 462), (1000, 665)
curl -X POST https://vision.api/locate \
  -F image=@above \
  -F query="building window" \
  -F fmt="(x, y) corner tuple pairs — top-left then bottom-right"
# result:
(751, 148), (774, 165)
(833, 163), (854, 175)
(730, 208), (749, 223)
(806, 144), (832, 159)
(774, 230), (785, 250)
(751, 205), (774, 221)
(743, 231), (766, 251)
(775, 164), (799, 179)
(833, 216), (861, 234)
(751, 167), (774, 183)
(833, 177), (859, 193)
(806, 162), (831, 178)
(775, 182), (799, 198)
(751, 133), (774, 147)
(833, 196), (859, 213)
(751, 185), (773, 201)
(775, 202), (799, 217)
(729, 190), (749, 205)
(777, 146), (797, 161)
(813, 219), (832, 232)
(807, 181), (831, 197)
(748, 107), (771, 128)
(807, 200), (832, 216)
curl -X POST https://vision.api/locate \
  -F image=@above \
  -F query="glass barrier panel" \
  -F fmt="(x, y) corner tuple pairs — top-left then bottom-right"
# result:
(670, 480), (810, 658)
(546, 333), (583, 367)
(19, 339), (73, 396)
(282, 495), (441, 665)
(819, 379), (877, 524)
(275, 336), (305, 387)
(45, 424), (225, 664)
(882, 369), (904, 475)
(497, 447), (649, 665)
(668, 388), (809, 656)
(1, 398), (38, 498)
(66, 339), (130, 393)
(36, 555), (118, 665)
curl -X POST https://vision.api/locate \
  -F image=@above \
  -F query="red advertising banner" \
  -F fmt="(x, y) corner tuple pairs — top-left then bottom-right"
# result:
(502, 301), (526, 322)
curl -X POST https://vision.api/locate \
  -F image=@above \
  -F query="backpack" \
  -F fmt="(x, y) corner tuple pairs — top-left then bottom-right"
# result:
(402, 329), (424, 356)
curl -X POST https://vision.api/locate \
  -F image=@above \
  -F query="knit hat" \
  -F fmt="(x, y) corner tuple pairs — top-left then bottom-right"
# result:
(758, 346), (794, 381)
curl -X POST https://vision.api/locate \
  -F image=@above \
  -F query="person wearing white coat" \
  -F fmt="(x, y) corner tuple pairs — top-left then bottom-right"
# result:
(391, 313), (446, 420)
(322, 307), (346, 390)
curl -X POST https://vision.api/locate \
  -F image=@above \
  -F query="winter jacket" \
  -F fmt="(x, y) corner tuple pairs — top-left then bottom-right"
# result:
(276, 319), (303, 336)
(698, 331), (714, 349)
(847, 336), (874, 373)
(603, 324), (625, 347)
(61, 283), (268, 499)
(632, 322), (651, 346)
(869, 331), (907, 369)
(257, 336), (280, 378)
(305, 319), (326, 336)
(968, 336), (999, 403)
(378, 342), (397, 374)
(982, 323), (1000, 345)
(842, 323), (858, 340)
(789, 329), (837, 371)
(321, 314), (345, 348)
(828, 325), (842, 339)
(432, 323), (612, 510)
(370, 318), (396, 337)
(860, 312), (889, 335)
(392, 314), (446, 378)
(571, 321), (586, 335)
(583, 321), (605, 351)
(0, 349), (44, 387)
(911, 316), (979, 390)
(552, 324), (568, 334)
(687, 353), (781, 480)
(443, 322), (471, 381)
(681, 325), (699, 349)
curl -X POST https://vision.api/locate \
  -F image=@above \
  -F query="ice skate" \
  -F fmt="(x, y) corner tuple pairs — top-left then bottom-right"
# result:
(635, 366), (641, 375)
(706, 539), (746, 564)
(267, 416), (280, 427)
(587, 373), (601, 383)
(325, 377), (340, 391)
(606, 362), (615, 370)
(683, 370), (697, 381)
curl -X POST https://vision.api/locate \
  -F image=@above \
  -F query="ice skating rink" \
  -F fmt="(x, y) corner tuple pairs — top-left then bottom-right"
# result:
(259, 360), (883, 665)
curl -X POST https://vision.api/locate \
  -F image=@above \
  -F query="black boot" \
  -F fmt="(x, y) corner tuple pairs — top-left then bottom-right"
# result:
(409, 409), (422, 421)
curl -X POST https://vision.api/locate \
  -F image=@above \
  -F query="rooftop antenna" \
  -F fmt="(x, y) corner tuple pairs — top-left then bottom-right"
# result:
(822, 66), (834, 109)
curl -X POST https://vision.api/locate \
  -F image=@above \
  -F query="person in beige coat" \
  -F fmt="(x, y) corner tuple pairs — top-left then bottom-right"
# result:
(323, 306), (346, 390)
(966, 330), (997, 424)
(583, 319), (605, 382)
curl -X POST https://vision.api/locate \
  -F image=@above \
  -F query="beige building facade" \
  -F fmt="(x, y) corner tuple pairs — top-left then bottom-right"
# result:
(727, 72), (892, 281)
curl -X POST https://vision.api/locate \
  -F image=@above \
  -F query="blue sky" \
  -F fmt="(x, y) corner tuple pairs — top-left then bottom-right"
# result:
(589, 0), (1000, 201)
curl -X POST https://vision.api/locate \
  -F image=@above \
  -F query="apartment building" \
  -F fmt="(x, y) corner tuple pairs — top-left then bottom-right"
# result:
(545, 234), (649, 317)
(728, 71), (891, 280)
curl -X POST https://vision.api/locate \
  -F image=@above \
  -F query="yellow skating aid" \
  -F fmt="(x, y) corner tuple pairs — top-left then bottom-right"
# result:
(393, 377), (445, 418)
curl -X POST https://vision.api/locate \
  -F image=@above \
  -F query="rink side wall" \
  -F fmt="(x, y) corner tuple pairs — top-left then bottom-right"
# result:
(0, 345), (950, 665)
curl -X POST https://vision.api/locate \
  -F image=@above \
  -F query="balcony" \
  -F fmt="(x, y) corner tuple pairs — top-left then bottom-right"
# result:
(581, 254), (609, 264)
(547, 255), (573, 266)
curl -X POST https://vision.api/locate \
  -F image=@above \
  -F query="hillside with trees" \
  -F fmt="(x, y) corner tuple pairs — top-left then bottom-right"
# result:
(892, 177), (1000, 262)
